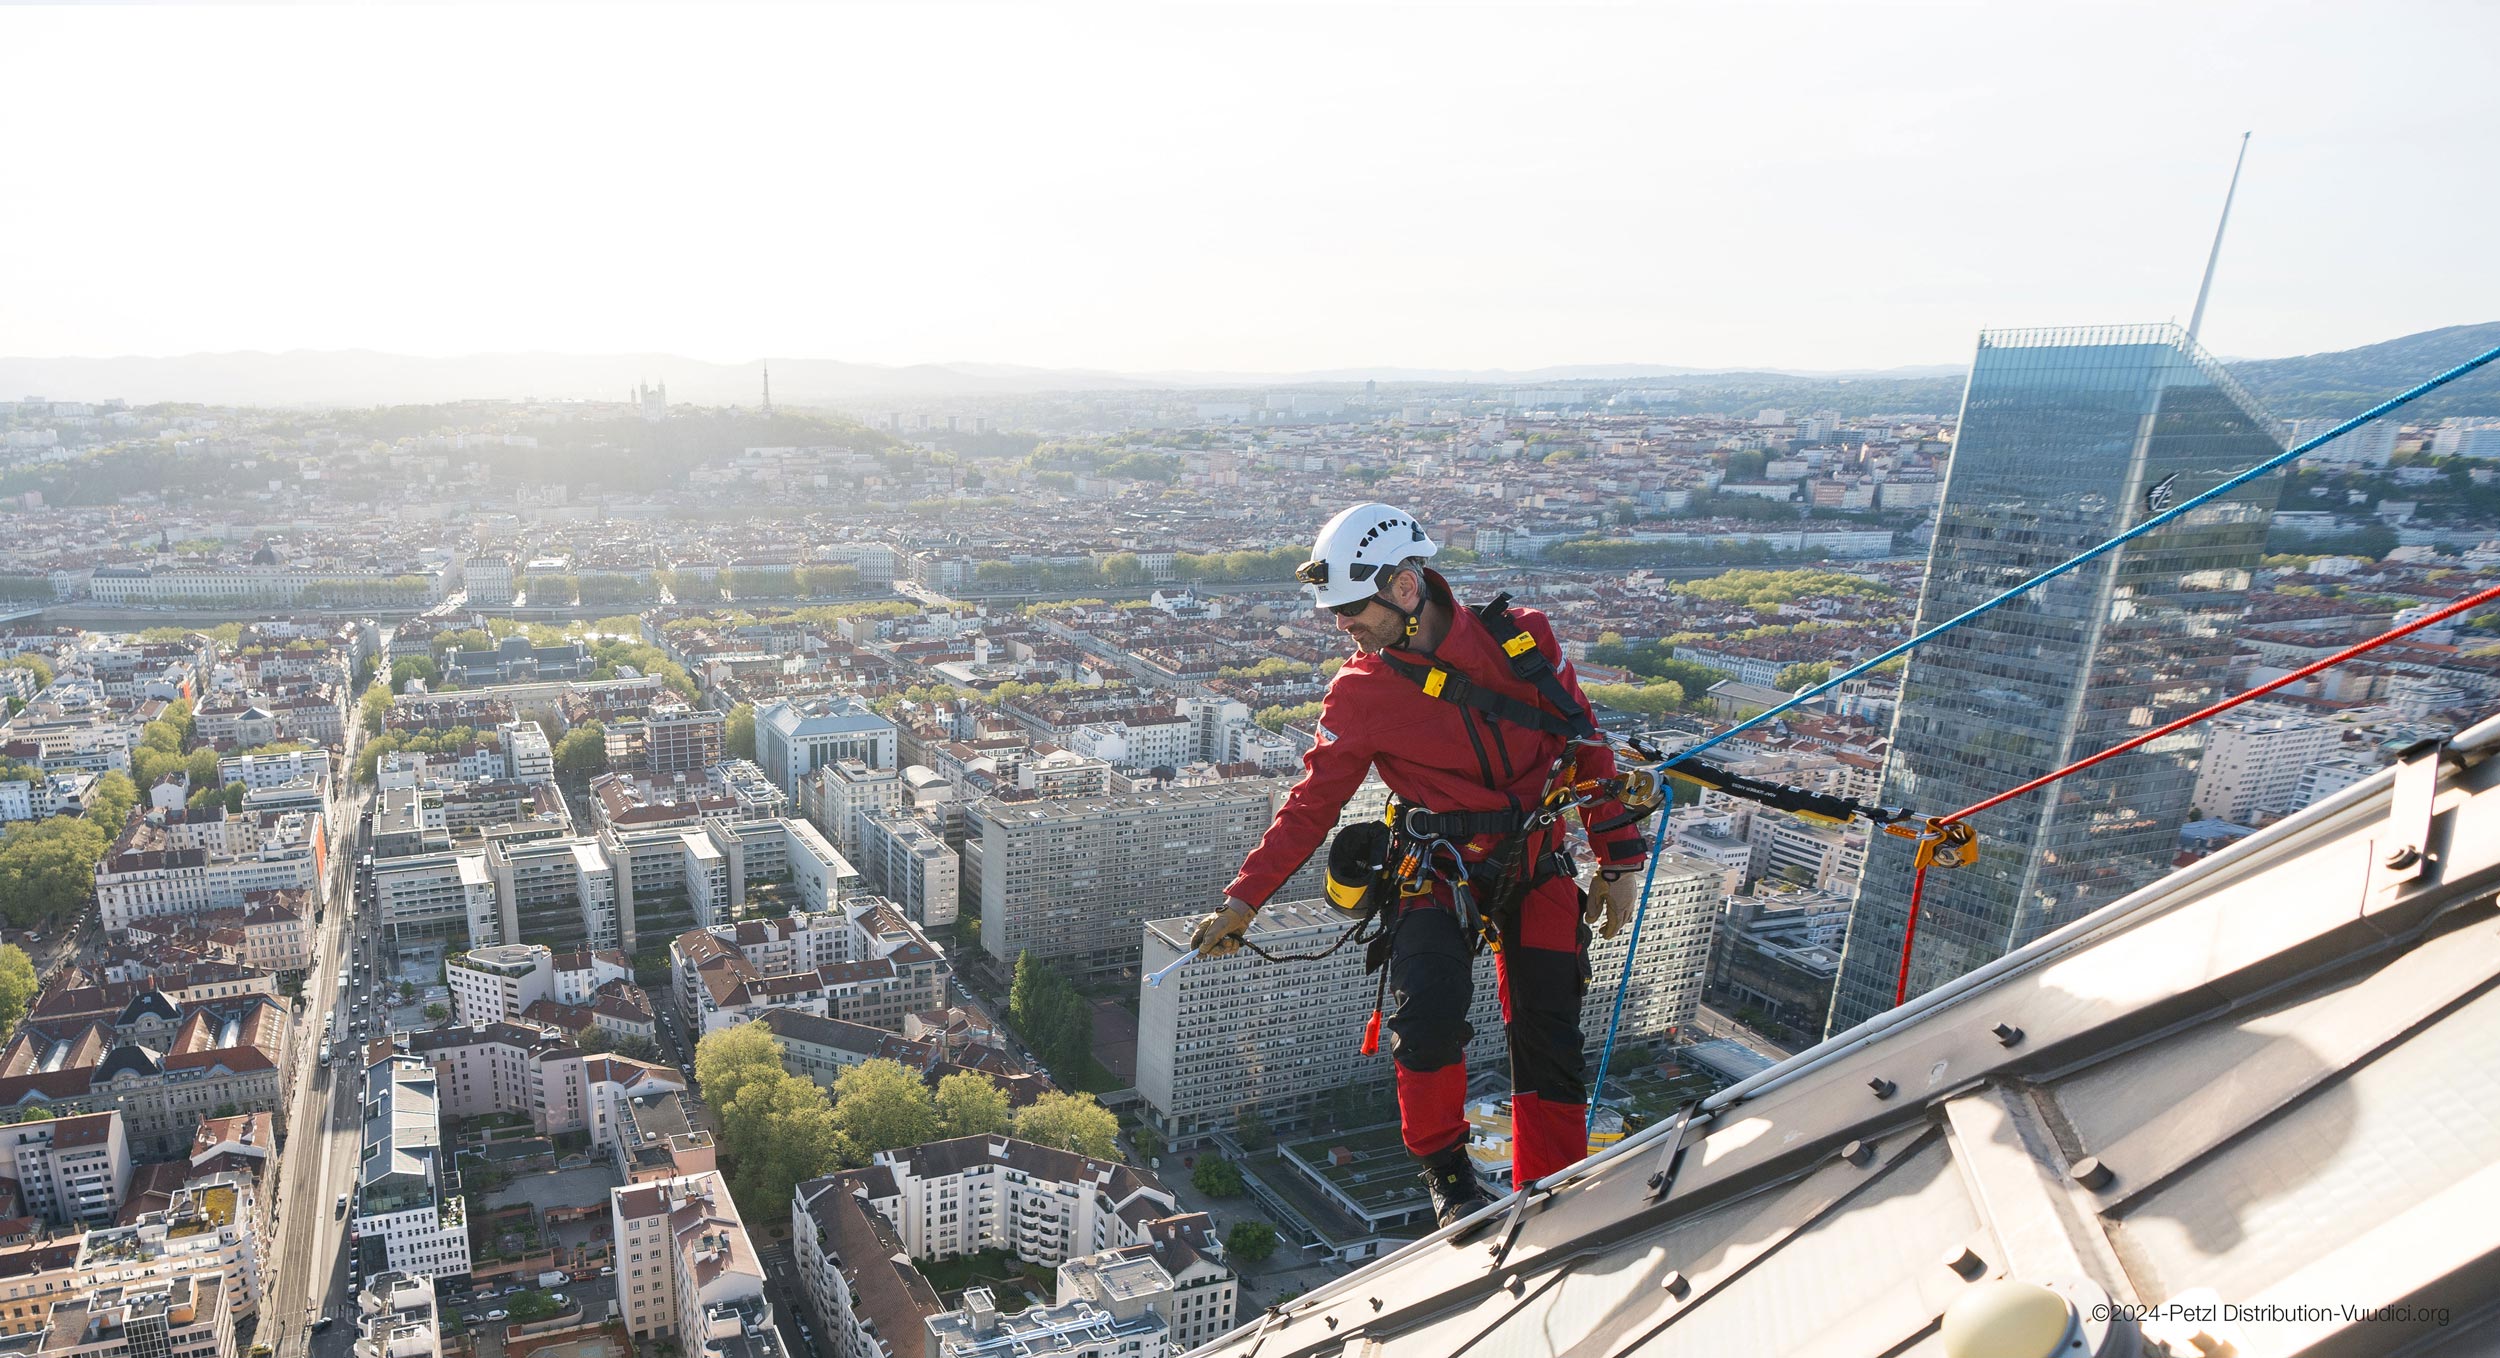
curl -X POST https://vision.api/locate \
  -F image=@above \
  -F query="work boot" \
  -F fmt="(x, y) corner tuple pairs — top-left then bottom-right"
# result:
(1418, 1144), (1488, 1229)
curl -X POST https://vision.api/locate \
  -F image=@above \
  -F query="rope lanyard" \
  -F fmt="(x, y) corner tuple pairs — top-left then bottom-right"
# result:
(1587, 339), (2500, 1114)
(1890, 577), (2500, 1004)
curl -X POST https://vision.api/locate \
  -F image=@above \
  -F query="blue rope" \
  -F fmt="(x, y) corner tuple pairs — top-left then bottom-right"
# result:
(1585, 339), (2500, 1119)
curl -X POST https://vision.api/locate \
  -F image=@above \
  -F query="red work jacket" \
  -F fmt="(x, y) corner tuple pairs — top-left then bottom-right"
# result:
(1225, 569), (1648, 907)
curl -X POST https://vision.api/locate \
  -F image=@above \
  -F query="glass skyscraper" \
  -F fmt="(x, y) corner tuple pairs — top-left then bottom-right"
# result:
(1826, 325), (2284, 1035)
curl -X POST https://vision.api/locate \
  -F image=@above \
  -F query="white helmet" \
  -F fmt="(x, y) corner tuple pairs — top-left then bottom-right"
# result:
(1295, 503), (1438, 609)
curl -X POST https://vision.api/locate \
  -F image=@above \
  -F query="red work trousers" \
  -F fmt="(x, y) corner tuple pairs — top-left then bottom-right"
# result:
(1384, 871), (1591, 1187)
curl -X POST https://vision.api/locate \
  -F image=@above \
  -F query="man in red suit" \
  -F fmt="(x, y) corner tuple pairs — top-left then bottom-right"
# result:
(1189, 504), (1647, 1226)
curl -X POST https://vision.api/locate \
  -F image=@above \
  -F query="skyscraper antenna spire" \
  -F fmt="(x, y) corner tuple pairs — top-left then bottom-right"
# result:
(2186, 132), (2251, 345)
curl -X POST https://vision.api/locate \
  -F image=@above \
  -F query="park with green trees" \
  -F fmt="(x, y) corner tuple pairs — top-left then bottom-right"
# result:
(693, 1021), (1123, 1221)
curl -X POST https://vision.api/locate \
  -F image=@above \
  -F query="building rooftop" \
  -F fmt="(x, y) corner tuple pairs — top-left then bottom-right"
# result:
(1185, 712), (2500, 1358)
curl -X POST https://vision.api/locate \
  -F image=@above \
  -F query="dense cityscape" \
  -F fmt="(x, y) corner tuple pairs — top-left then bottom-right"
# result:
(0, 314), (2493, 1358)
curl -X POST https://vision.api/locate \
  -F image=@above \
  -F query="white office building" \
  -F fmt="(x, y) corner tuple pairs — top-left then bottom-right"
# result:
(755, 699), (898, 797)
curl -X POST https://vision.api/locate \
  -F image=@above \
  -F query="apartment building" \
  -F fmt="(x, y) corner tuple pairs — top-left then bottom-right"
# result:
(926, 1267), (1169, 1358)
(670, 902), (946, 1036)
(0, 1170), (262, 1339)
(802, 760), (903, 863)
(498, 720), (556, 784)
(1743, 809), (1868, 894)
(447, 944), (554, 1027)
(610, 1171), (782, 1345)
(754, 1010), (934, 1087)
(1134, 900), (1503, 1144)
(755, 698), (897, 797)
(401, 1023), (684, 1151)
(491, 834), (620, 951)
(1136, 857), (1719, 1145)
(970, 785), (1271, 983)
(856, 809), (958, 928)
(0, 1239), (84, 1336)
(2190, 712), (2347, 824)
(0, 992), (289, 1158)
(352, 1272), (443, 1358)
(35, 1275), (233, 1358)
(604, 705), (726, 776)
(603, 815), (856, 948)
(351, 1057), (470, 1281)
(858, 1137), (1171, 1268)
(609, 1087), (719, 1185)
(214, 747), (330, 792)
(374, 850), (500, 947)
(121, 894), (310, 975)
(95, 810), (327, 933)
(0, 770), (101, 823)
(791, 1175), (942, 1358)
(76, 1175), (264, 1323)
(793, 1141), (1232, 1358)
(0, 1111), (130, 1227)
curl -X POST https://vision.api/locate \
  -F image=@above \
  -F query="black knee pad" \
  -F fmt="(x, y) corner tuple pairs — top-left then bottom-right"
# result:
(1388, 907), (1475, 1072)
(1503, 944), (1590, 1105)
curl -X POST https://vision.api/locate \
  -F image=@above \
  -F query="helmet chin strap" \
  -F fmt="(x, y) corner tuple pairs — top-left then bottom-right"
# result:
(1376, 570), (1424, 649)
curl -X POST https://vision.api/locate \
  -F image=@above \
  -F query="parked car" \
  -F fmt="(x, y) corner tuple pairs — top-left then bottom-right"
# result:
(599, 1265), (614, 1277)
(484, 1310), (509, 1322)
(551, 1293), (568, 1308)
(313, 1316), (334, 1333)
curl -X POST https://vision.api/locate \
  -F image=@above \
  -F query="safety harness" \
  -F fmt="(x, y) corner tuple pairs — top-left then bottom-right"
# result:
(1367, 594), (1655, 949)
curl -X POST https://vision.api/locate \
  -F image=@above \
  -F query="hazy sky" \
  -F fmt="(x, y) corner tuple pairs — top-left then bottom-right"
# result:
(9, 1), (2496, 374)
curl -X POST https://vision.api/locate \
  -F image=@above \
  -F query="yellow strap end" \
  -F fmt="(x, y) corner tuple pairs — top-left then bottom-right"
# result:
(1503, 632), (1537, 657)
(1423, 669), (1448, 697)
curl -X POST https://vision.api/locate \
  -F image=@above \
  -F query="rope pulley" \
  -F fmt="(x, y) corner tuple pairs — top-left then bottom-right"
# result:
(1888, 817), (1978, 870)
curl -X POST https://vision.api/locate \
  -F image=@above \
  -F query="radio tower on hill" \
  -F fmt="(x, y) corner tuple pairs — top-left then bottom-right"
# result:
(762, 360), (773, 415)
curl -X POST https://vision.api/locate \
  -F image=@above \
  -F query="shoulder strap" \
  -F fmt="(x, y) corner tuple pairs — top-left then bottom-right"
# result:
(1472, 593), (1598, 742)
(1378, 594), (1597, 743)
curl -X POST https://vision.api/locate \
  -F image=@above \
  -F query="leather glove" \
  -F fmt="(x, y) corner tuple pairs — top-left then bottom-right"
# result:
(1585, 868), (1641, 939)
(1188, 898), (1257, 959)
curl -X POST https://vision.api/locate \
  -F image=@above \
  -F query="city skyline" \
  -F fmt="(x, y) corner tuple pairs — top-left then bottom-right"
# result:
(9, 3), (2497, 375)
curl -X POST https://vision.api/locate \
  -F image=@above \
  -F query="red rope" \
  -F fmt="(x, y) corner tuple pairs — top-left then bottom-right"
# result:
(1892, 580), (2500, 1007)
(1893, 859), (1931, 1007)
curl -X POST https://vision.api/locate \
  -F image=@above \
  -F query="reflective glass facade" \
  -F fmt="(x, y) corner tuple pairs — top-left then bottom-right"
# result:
(1827, 325), (2283, 1034)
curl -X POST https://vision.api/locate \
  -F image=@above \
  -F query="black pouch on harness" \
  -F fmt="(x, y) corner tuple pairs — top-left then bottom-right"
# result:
(1326, 820), (1393, 916)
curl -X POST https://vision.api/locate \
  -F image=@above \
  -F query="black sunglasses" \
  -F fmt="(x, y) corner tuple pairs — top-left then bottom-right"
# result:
(1326, 597), (1376, 619)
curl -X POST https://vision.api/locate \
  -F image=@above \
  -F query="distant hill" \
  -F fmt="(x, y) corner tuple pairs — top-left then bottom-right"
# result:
(0, 325), (2490, 413)
(2225, 322), (2500, 422)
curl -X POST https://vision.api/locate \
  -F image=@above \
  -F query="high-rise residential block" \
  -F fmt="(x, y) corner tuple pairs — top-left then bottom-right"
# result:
(1829, 325), (2282, 1035)
(970, 787), (1271, 983)
(857, 809), (958, 929)
(2189, 713), (2346, 824)
(1137, 853), (1720, 1145)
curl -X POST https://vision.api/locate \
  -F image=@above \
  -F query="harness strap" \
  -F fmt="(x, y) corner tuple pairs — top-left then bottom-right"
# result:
(1398, 805), (1538, 840)
(1378, 592), (1600, 746)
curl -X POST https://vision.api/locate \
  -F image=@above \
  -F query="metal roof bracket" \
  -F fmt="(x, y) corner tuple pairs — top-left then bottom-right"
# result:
(2368, 737), (2444, 906)
(1642, 1099), (1704, 1202)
